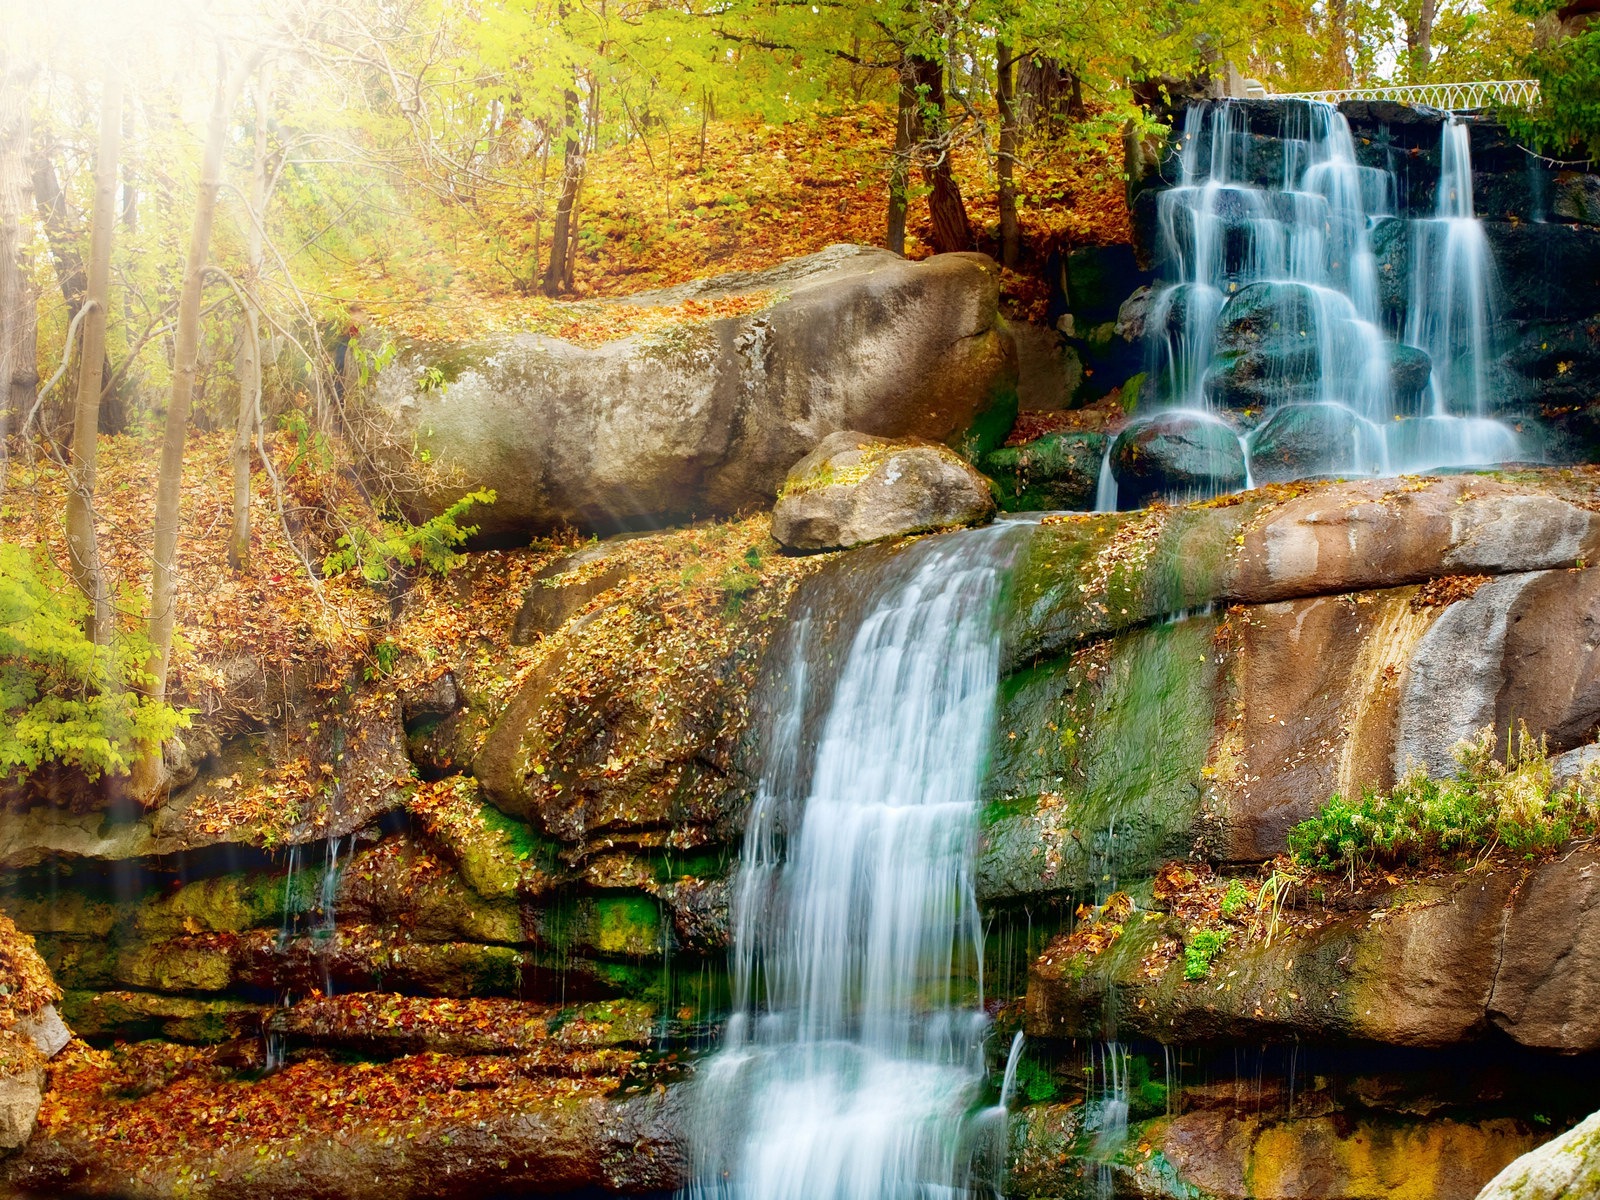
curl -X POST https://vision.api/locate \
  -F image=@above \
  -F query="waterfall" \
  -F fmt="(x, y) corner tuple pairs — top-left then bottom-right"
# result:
(1104, 100), (1522, 511)
(689, 522), (1031, 1200)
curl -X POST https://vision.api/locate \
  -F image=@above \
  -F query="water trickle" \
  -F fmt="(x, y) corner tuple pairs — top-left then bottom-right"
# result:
(1091, 1042), (1131, 1199)
(1103, 100), (1523, 510)
(689, 522), (1032, 1200)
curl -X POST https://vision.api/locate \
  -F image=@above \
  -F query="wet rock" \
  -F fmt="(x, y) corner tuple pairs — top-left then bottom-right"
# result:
(981, 431), (1107, 512)
(1108, 412), (1246, 508)
(770, 432), (995, 552)
(660, 875), (731, 954)
(374, 246), (1017, 539)
(1484, 220), (1600, 324)
(1247, 402), (1386, 482)
(979, 616), (1219, 902)
(266, 994), (654, 1059)
(1025, 872), (1513, 1048)
(1477, 1107), (1600, 1200)
(1552, 171), (1600, 226)
(61, 990), (266, 1045)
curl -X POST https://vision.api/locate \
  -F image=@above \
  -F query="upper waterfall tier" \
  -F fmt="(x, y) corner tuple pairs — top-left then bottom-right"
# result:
(1100, 99), (1524, 511)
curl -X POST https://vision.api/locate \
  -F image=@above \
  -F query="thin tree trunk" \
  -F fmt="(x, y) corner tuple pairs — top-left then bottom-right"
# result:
(31, 139), (87, 316)
(540, 87), (582, 297)
(887, 58), (921, 255)
(32, 134), (121, 435)
(230, 60), (272, 573)
(0, 50), (37, 470)
(911, 54), (972, 255)
(1407, 0), (1438, 79)
(64, 63), (121, 646)
(135, 46), (258, 802)
(996, 40), (1021, 269)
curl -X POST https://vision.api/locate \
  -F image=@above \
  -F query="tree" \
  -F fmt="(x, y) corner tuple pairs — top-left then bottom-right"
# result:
(0, 49), (37, 467)
(63, 61), (121, 646)
(135, 40), (261, 801)
(995, 39), (1020, 268)
(229, 59), (273, 572)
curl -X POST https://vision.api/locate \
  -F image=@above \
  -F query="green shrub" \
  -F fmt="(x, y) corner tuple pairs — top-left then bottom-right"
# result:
(1288, 724), (1600, 875)
(0, 543), (187, 781)
(1183, 929), (1227, 981)
(1219, 878), (1251, 918)
(1504, 24), (1600, 161)
(323, 489), (496, 584)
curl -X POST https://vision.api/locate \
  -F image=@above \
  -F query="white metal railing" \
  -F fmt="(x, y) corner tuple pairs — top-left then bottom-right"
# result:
(1273, 79), (1542, 110)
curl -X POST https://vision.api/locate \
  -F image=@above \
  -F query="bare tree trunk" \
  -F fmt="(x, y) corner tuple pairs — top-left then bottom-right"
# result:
(135, 46), (258, 802)
(996, 40), (1021, 269)
(540, 87), (582, 297)
(31, 139), (87, 316)
(64, 64), (121, 646)
(32, 133), (122, 436)
(230, 60), (272, 573)
(1330, 0), (1354, 85)
(0, 50), (37, 471)
(887, 58), (921, 255)
(1406, 0), (1438, 79)
(911, 54), (973, 255)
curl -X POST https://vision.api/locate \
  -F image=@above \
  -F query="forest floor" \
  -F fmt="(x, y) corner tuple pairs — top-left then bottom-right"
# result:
(322, 102), (1133, 343)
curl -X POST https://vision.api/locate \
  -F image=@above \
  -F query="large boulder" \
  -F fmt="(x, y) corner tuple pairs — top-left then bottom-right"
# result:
(1247, 401), (1386, 481)
(373, 245), (1017, 538)
(1477, 1108), (1600, 1200)
(770, 433), (995, 552)
(1107, 411), (1247, 508)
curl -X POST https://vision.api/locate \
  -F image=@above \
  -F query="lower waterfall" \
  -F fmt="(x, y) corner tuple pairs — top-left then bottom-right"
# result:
(688, 521), (1031, 1200)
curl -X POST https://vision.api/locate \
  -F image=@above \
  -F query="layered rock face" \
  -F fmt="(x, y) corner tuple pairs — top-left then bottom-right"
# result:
(372, 245), (1018, 539)
(979, 470), (1600, 1199)
(0, 518), (820, 1198)
(11, 470), (1600, 1198)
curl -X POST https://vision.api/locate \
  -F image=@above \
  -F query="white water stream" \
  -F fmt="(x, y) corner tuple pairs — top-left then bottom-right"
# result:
(689, 523), (1030, 1200)
(1097, 99), (1522, 511)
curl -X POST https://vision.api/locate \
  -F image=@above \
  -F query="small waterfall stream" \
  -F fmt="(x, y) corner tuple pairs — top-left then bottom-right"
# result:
(1098, 99), (1523, 510)
(689, 522), (1031, 1200)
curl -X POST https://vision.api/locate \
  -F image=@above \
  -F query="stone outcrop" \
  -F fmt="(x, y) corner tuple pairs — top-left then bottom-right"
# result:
(980, 430), (1107, 513)
(1477, 1108), (1600, 1200)
(770, 432), (996, 552)
(980, 473), (1600, 892)
(373, 245), (1017, 538)
(1022, 859), (1600, 1051)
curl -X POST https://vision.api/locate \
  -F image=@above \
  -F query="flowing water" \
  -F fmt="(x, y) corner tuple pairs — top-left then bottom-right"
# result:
(689, 522), (1031, 1200)
(1098, 99), (1522, 510)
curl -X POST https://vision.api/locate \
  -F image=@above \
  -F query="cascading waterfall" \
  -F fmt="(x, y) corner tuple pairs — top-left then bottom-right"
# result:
(689, 522), (1031, 1200)
(1097, 99), (1522, 511)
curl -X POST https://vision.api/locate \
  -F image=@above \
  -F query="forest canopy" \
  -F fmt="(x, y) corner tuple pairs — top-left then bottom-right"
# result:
(0, 0), (1589, 799)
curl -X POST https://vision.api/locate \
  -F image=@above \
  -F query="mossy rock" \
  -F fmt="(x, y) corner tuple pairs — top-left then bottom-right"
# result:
(536, 893), (663, 959)
(981, 432), (1107, 513)
(980, 616), (1220, 903)
(61, 989), (265, 1044)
